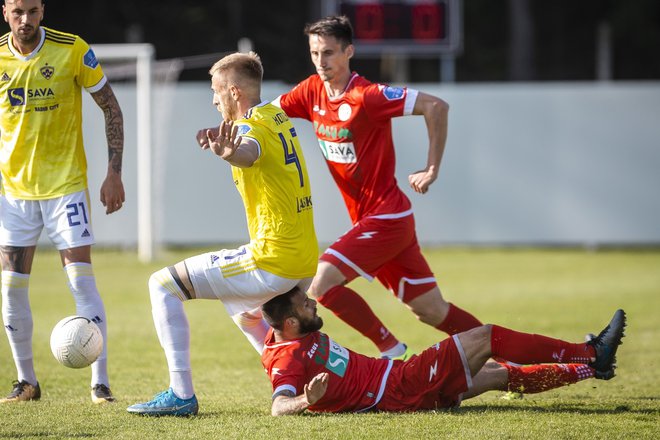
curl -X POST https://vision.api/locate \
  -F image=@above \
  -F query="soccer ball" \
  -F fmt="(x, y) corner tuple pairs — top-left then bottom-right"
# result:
(50, 316), (103, 369)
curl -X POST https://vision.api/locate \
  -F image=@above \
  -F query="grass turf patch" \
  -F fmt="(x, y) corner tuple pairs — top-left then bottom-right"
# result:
(0, 247), (658, 439)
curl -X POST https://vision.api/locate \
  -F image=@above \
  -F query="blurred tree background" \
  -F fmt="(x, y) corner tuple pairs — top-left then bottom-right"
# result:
(33, 0), (660, 83)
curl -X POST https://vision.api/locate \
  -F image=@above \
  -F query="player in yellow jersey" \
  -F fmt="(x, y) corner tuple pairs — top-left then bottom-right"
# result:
(127, 51), (318, 416)
(0, 0), (124, 404)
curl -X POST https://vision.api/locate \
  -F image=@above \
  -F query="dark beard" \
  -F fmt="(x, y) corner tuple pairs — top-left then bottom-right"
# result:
(298, 315), (323, 334)
(16, 27), (39, 45)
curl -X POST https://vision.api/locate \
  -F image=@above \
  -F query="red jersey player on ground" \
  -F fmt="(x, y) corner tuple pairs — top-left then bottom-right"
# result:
(272, 15), (481, 359)
(260, 287), (626, 415)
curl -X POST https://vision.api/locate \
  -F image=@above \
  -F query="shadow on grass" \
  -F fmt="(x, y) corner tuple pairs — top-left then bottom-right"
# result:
(0, 433), (94, 439)
(178, 404), (660, 419)
(447, 403), (660, 416)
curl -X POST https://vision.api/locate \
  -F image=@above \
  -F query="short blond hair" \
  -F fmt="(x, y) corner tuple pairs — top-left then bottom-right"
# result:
(209, 51), (263, 93)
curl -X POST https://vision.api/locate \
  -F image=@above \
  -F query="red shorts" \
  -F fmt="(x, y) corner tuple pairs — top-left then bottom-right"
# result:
(376, 335), (472, 412)
(319, 214), (437, 303)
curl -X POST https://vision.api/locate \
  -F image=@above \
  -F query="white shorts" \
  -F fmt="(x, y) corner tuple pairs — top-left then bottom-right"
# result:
(183, 245), (313, 316)
(0, 190), (95, 250)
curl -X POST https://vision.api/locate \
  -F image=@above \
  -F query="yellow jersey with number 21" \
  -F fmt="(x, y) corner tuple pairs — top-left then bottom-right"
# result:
(0, 26), (106, 199)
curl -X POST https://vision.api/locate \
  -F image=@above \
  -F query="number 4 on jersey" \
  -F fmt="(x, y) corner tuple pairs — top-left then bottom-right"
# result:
(278, 128), (304, 188)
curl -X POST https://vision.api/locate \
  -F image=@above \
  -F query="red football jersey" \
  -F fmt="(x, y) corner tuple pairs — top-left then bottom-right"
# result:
(261, 329), (392, 413)
(277, 73), (418, 222)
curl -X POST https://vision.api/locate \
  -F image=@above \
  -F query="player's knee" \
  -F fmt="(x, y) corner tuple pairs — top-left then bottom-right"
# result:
(308, 285), (323, 299)
(232, 310), (262, 328)
(409, 299), (448, 326)
(472, 324), (493, 348)
(308, 277), (340, 300)
(310, 262), (345, 299)
(480, 323), (493, 338)
(459, 324), (492, 344)
(148, 268), (165, 291)
(413, 308), (438, 325)
(148, 267), (179, 302)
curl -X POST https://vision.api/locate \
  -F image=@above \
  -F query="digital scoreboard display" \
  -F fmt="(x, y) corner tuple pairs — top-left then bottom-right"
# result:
(329, 0), (461, 54)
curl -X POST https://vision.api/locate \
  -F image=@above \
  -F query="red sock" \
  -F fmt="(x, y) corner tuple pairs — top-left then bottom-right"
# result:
(317, 285), (399, 351)
(505, 363), (595, 394)
(491, 325), (595, 364)
(435, 303), (483, 335)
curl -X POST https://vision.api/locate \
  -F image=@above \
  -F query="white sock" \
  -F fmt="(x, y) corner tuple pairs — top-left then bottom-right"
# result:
(232, 308), (270, 354)
(64, 263), (109, 388)
(170, 370), (194, 400)
(1, 271), (37, 385)
(149, 268), (194, 399)
(380, 342), (407, 359)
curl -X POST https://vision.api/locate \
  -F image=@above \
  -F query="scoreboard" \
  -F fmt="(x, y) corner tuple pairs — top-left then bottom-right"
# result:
(324, 0), (462, 55)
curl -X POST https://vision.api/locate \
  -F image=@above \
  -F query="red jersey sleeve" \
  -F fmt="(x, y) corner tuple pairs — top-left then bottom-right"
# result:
(262, 330), (309, 398)
(277, 75), (315, 121)
(361, 83), (418, 123)
(268, 353), (307, 398)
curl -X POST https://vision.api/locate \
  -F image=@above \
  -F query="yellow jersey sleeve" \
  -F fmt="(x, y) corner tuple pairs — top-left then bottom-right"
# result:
(231, 103), (318, 279)
(0, 27), (106, 199)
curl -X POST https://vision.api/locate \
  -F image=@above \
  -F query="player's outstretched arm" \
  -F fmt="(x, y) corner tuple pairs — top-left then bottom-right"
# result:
(271, 373), (329, 416)
(92, 82), (125, 214)
(196, 126), (218, 150)
(408, 91), (449, 194)
(199, 120), (258, 168)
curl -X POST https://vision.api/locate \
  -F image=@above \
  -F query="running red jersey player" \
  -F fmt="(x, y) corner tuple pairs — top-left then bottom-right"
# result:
(279, 73), (412, 221)
(260, 288), (626, 416)
(273, 15), (481, 359)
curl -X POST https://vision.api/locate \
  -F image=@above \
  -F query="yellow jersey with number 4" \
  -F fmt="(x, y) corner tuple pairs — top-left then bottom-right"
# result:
(233, 102), (318, 279)
(0, 26), (106, 199)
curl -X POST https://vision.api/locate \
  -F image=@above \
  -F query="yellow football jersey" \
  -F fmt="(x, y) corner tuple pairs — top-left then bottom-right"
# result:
(233, 102), (318, 279)
(0, 27), (106, 199)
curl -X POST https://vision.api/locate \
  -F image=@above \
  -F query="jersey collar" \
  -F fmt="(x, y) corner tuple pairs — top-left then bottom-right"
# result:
(241, 100), (270, 119)
(326, 72), (358, 101)
(9, 27), (46, 61)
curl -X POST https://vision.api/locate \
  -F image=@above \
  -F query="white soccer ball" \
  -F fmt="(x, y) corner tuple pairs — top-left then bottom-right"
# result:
(50, 316), (103, 369)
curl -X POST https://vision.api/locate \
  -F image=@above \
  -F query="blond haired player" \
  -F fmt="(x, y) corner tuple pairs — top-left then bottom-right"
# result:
(0, 0), (124, 404)
(127, 51), (318, 416)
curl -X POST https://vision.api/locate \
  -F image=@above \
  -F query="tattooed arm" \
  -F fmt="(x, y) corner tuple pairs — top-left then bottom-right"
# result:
(91, 82), (125, 214)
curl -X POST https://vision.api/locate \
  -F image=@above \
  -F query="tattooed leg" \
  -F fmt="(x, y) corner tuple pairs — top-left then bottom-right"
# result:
(0, 245), (37, 274)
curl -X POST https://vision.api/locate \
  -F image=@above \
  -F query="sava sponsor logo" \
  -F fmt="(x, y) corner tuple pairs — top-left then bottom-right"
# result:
(317, 140), (357, 164)
(7, 87), (55, 106)
(7, 88), (25, 105)
(326, 337), (349, 378)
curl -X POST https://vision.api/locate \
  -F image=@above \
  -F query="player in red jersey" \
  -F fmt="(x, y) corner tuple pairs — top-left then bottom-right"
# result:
(273, 15), (481, 358)
(260, 288), (626, 415)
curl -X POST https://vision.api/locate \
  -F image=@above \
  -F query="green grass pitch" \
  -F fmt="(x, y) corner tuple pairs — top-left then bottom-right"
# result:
(0, 247), (658, 439)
